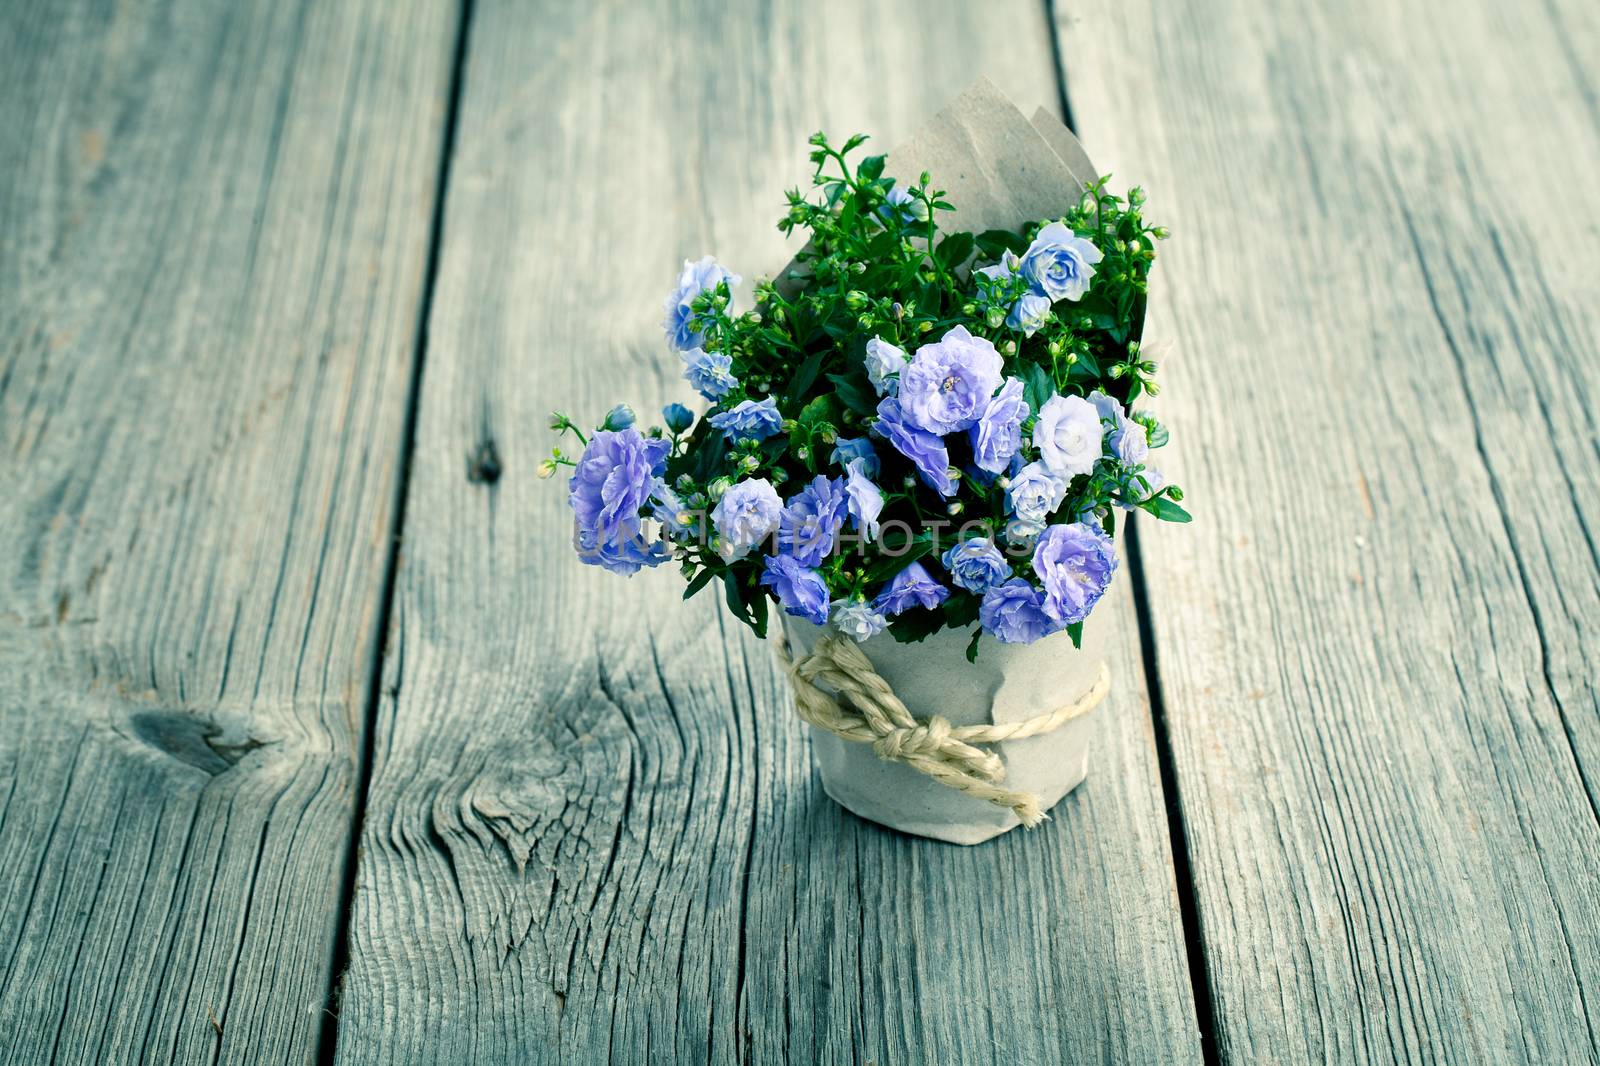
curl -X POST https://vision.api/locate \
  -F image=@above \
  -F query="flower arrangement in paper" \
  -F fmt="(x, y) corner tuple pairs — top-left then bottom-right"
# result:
(544, 133), (1187, 660)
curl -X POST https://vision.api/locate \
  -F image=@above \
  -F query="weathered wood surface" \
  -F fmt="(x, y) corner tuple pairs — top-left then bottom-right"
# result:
(0, 0), (458, 1062)
(9, 0), (1598, 1060)
(1055, 0), (1600, 1061)
(329, 1), (1201, 1063)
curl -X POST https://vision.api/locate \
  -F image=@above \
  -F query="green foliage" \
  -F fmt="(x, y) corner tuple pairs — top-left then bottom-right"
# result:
(1020, 361), (1056, 413)
(888, 607), (946, 643)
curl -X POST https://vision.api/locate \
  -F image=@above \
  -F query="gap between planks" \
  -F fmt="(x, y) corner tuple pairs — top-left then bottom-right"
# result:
(315, 1), (479, 1061)
(1043, 0), (1222, 1059)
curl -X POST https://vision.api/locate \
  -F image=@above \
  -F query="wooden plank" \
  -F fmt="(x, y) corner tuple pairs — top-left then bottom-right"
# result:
(0, 1), (459, 1061)
(331, 1), (1202, 1062)
(1053, 0), (1600, 1060)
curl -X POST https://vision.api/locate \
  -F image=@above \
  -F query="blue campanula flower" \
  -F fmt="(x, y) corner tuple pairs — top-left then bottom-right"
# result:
(1088, 389), (1120, 422)
(842, 456), (884, 541)
(969, 376), (1028, 474)
(873, 396), (954, 496)
(980, 579), (1059, 645)
(877, 185), (928, 226)
(897, 325), (1004, 434)
(603, 403), (636, 430)
(1032, 522), (1117, 624)
(1087, 390), (1149, 465)
(651, 482), (696, 540)
(1019, 222), (1104, 302)
(975, 248), (1020, 284)
(863, 336), (908, 396)
(681, 347), (736, 401)
(662, 402), (694, 434)
(1004, 461), (1069, 538)
(872, 560), (949, 617)
(1033, 393), (1104, 479)
(830, 436), (879, 478)
(778, 475), (849, 567)
(1075, 502), (1106, 529)
(761, 554), (830, 626)
(568, 429), (673, 575)
(663, 256), (740, 350)
(708, 396), (783, 442)
(941, 537), (1011, 594)
(710, 478), (782, 560)
(1109, 408), (1150, 465)
(1086, 390), (1165, 507)
(1006, 291), (1052, 336)
(1117, 465), (1166, 509)
(831, 598), (888, 642)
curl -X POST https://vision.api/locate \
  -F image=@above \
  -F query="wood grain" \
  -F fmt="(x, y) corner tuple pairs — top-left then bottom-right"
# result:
(1054, 0), (1600, 1060)
(331, 1), (1201, 1062)
(0, 0), (459, 1061)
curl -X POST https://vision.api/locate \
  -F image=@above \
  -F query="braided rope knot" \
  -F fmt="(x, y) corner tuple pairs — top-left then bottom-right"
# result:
(774, 629), (1111, 827)
(875, 715), (951, 759)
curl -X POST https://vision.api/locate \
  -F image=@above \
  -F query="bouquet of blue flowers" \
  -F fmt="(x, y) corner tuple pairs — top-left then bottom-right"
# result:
(545, 85), (1187, 665)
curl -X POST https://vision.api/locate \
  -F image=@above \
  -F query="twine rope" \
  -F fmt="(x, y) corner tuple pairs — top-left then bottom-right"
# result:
(773, 629), (1111, 827)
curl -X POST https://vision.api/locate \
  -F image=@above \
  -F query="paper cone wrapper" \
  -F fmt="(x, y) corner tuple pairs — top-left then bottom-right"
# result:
(778, 77), (1103, 289)
(783, 617), (1106, 844)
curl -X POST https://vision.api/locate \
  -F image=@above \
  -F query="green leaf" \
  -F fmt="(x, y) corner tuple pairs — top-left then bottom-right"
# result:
(837, 192), (860, 234)
(688, 428), (728, 483)
(942, 593), (980, 629)
(974, 229), (1029, 259)
(795, 394), (840, 474)
(683, 567), (716, 600)
(758, 434), (790, 464)
(788, 349), (826, 403)
(1065, 621), (1083, 649)
(826, 372), (878, 418)
(1141, 496), (1193, 523)
(1020, 361), (1056, 412)
(864, 533), (933, 581)
(723, 572), (753, 627)
(858, 154), (886, 182)
(965, 628), (983, 664)
(1075, 297), (1117, 332)
(887, 608), (945, 644)
(934, 231), (974, 271)
(749, 588), (769, 640)
(796, 393), (840, 435)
